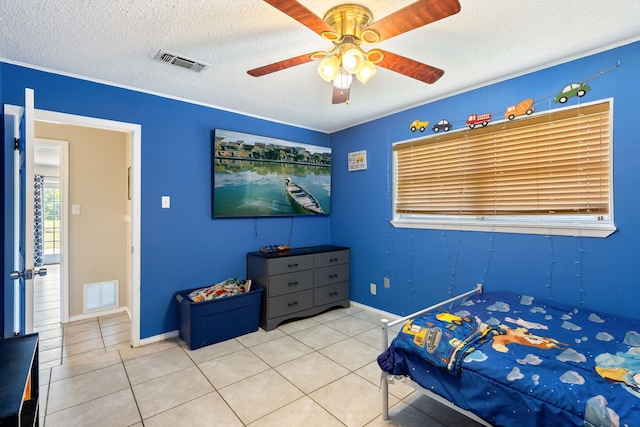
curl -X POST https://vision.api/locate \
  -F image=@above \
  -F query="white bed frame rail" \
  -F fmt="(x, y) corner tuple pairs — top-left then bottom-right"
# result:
(380, 284), (486, 422)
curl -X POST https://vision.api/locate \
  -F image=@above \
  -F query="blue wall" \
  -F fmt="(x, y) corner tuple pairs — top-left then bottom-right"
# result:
(1, 64), (330, 338)
(3, 41), (639, 340)
(330, 41), (640, 319)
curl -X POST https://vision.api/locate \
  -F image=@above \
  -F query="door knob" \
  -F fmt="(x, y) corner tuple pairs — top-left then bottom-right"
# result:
(9, 267), (48, 280)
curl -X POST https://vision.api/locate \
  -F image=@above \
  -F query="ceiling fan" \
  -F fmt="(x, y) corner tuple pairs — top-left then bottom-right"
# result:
(247, 0), (461, 104)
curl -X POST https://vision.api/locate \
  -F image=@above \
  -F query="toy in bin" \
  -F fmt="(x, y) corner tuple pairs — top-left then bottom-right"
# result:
(175, 278), (263, 350)
(187, 278), (252, 302)
(260, 244), (290, 253)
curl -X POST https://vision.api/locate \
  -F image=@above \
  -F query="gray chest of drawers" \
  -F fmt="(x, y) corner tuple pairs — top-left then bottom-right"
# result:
(247, 245), (350, 331)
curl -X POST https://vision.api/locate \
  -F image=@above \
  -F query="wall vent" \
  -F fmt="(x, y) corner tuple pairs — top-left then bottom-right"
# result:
(155, 50), (209, 73)
(83, 280), (119, 313)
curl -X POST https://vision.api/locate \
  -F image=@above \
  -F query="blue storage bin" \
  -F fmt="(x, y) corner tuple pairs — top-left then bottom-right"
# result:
(175, 283), (263, 350)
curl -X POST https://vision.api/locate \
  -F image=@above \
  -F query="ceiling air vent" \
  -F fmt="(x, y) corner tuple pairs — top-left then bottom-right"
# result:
(155, 50), (209, 73)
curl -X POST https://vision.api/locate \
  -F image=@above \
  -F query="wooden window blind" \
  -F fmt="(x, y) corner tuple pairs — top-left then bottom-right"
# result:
(394, 101), (610, 218)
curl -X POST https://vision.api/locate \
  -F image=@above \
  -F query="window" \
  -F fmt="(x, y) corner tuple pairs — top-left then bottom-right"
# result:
(392, 100), (615, 237)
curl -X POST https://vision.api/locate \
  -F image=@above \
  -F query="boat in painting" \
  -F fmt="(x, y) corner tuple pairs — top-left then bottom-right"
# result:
(284, 178), (325, 215)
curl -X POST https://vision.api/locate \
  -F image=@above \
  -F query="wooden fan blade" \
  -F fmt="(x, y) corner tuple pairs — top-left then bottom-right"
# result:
(247, 53), (314, 77)
(263, 0), (337, 38)
(375, 50), (444, 84)
(332, 85), (350, 104)
(362, 0), (461, 43)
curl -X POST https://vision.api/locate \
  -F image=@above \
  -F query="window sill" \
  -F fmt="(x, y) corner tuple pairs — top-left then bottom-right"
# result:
(391, 219), (616, 238)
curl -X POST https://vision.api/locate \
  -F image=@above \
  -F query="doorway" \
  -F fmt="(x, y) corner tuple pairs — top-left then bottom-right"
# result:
(4, 102), (141, 347)
(33, 109), (142, 349)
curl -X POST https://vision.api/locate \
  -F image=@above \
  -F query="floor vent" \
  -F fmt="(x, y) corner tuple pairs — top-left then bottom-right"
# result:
(155, 50), (209, 73)
(83, 280), (119, 313)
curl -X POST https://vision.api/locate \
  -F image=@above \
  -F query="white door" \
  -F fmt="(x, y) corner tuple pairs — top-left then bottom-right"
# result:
(5, 88), (45, 335)
(3, 104), (24, 337)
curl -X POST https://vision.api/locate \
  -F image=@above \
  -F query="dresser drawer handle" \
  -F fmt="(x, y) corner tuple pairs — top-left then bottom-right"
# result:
(288, 263), (299, 268)
(329, 292), (338, 297)
(288, 301), (299, 308)
(288, 281), (299, 287)
(329, 258), (339, 262)
(329, 274), (338, 279)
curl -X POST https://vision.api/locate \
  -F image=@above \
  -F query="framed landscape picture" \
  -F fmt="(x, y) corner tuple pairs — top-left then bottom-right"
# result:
(212, 129), (332, 218)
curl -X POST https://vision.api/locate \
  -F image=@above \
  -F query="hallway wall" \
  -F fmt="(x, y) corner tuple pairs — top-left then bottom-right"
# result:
(36, 122), (129, 317)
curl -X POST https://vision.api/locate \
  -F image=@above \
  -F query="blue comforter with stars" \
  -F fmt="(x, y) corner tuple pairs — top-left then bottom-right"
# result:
(378, 292), (640, 427)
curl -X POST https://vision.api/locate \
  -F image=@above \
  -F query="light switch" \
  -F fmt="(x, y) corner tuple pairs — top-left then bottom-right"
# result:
(161, 196), (170, 209)
(72, 204), (81, 215)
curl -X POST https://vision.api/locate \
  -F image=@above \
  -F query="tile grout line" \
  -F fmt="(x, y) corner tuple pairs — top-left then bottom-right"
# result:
(118, 346), (146, 426)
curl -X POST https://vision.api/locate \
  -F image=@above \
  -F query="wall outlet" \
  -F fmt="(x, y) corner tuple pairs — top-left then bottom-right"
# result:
(370, 283), (377, 295)
(384, 277), (390, 288)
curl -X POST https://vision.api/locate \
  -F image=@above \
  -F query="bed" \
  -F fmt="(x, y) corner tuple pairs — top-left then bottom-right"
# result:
(378, 285), (640, 426)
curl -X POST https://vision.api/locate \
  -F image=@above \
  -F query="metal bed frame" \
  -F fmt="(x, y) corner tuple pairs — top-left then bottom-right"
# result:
(379, 284), (492, 425)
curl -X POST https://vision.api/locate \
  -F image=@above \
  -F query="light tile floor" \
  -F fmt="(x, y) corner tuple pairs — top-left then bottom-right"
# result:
(35, 266), (483, 427)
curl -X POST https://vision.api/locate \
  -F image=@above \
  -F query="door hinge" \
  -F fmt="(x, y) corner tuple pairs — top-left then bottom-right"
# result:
(14, 138), (19, 150)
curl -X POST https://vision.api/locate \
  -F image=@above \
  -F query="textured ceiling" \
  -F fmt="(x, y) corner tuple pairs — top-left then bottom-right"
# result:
(1, 1), (639, 133)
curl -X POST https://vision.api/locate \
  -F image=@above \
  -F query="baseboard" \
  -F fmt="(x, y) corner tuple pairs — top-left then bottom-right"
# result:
(139, 330), (180, 346)
(140, 303), (393, 347)
(67, 306), (129, 324)
(350, 300), (404, 323)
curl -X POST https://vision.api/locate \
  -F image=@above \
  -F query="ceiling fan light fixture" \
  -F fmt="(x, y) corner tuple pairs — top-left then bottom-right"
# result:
(249, 0), (460, 103)
(341, 48), (365, 74)
(317, 55), (341, 82)
(356, 60), (376, 84)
